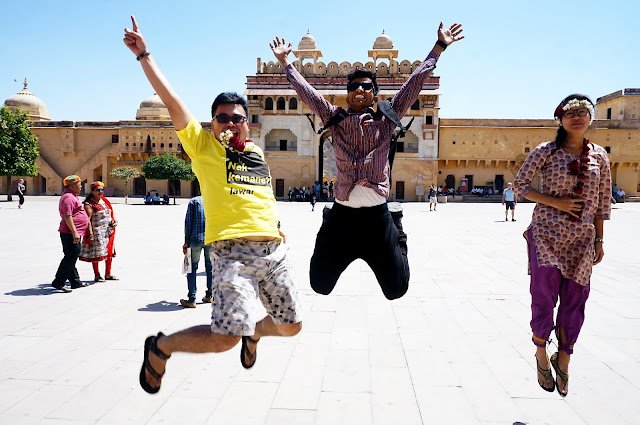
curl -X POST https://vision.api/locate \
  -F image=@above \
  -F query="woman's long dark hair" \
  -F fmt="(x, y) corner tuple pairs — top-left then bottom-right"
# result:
(554, 125), (568, 149)
(83, 193), (96, 204)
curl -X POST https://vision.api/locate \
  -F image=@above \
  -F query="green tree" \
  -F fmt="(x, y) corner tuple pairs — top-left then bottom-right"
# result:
(0, 106), (40, 201)
(110, 166), (142, 204)
(142, 154), (194, 204)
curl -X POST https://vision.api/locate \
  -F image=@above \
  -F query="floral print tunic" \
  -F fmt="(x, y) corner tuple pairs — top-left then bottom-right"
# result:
(514, 141), (612, 286)
(79, 199), (114, 262)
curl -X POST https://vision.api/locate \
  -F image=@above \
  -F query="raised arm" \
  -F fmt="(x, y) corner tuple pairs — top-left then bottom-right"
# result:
(123, 16), (193, 131)
(391, 22), (464, 118)
(270, 36), (335, 124)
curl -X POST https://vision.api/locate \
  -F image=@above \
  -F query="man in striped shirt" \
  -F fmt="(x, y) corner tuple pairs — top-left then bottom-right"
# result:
(270, 22), (464, 299)
(180, 196), (212, 308)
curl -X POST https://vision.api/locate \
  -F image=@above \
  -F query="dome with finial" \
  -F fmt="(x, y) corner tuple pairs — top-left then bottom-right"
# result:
(373, 30), (393, 49)
(298, 31), (317, 50)
(136, 93), (170, 120)
(3, 79), (51, 121)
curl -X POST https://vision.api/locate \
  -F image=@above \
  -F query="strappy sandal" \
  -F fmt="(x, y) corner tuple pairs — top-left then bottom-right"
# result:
(139, 332), (171, 394)
(550, 352), (569, 397)
(535, 355), (555, 392)
(240, 335), (260, 369)
(105, 275), (119, 281)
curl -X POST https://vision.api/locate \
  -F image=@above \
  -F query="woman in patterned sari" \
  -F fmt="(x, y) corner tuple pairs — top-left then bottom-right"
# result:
(80, 181), (119, 281)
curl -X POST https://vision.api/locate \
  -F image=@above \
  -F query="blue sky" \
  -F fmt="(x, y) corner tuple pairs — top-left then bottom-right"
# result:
(1, 0), (638, 121)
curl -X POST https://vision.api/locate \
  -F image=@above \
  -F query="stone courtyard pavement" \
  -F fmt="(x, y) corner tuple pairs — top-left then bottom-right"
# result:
(0, 196), (639, 425)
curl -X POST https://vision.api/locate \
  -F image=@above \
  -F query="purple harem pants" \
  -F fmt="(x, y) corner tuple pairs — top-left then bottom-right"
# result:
(527, 228), (590, 354)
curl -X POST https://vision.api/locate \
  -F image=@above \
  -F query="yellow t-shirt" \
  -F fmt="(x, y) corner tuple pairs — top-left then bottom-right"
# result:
(176, 120), (280, 244)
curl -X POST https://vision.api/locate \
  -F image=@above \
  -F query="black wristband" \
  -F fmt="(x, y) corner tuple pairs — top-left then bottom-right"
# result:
(136, 51), (150, 61)
(436, 40), (448, 50)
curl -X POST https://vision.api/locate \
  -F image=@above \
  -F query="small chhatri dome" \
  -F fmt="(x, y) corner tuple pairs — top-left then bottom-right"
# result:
(136, 93), (170, 120)
(3, 78), (51, 121)
(298, 31), (317, 50)
(373, 30), (393, 50)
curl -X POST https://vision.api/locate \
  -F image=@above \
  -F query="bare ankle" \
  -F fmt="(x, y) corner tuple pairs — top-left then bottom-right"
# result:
(156, 335), (171, 356)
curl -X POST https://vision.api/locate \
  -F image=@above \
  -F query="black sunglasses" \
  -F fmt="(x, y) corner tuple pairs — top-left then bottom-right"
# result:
(214, 114), (247, 124)
(347, 82), (375, 92)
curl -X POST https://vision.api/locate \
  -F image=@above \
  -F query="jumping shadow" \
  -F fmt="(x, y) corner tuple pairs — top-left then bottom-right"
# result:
(138, 300), (184, 312)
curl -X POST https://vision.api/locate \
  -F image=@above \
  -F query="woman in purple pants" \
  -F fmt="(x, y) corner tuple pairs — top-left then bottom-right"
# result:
(514, 94), (611, 396)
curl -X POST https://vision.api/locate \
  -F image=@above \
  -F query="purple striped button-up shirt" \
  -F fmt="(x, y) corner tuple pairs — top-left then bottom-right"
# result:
(285, 50), (439, 201)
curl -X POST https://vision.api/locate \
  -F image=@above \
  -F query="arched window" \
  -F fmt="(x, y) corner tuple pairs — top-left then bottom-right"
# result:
(277, 97), (286, 110)
(411, 99), (420, 110)
(265, 97), (274, 110)
(289, 97), (298, 110)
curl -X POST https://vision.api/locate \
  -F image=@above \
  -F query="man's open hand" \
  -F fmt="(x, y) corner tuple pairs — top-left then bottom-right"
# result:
(270, 37), (292, 64)
(438, 22), (464, 46)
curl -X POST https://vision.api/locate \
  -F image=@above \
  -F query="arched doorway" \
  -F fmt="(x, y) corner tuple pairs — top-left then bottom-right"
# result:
(134, 176), (146, 196)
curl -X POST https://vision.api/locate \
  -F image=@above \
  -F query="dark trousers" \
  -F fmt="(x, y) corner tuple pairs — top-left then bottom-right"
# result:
(309, 203), (409, 300)
(53, 232), (82, 286)
(18, 193), (25, 206)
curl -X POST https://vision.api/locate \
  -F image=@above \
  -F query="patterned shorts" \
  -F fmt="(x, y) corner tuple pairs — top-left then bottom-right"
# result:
(209, 239), (302, 336)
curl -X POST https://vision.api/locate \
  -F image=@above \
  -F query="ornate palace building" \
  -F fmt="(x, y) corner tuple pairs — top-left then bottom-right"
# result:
(3, 35), (639, 200)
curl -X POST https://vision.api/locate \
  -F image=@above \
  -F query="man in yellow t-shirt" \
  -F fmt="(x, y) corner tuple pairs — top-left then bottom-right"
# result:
(124, 16), (302, 395)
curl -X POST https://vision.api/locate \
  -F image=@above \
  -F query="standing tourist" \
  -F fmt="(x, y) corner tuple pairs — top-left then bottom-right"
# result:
(180, 196), (213, 308)
(16, 178), (26, 209)
(502, 182), (516, 221)
(428, 184), (438, 211)
(514, 94), (612, 397)
(51, 175), (89, 292)
(79, 181), (118, 282)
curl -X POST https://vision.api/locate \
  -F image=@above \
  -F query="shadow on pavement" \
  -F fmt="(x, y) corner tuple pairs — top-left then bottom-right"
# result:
(5, 283), (73, 296)
(138, 300), (183, 312)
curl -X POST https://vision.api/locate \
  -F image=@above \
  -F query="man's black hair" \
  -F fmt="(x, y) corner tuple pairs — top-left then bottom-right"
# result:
(347, 69), (379, 95)
(211, 92), (249, 118)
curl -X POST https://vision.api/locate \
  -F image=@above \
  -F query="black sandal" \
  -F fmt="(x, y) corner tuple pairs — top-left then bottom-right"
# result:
(240, 335), (260, 369)
(139, 332), (171, 394)
(535, 355), (555, 392)
(550, 352), (569, 397)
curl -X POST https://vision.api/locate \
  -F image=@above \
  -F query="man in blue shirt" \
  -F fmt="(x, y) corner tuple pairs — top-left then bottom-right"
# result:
(502, 182), (517, 222)
(181, 196), (213, 308)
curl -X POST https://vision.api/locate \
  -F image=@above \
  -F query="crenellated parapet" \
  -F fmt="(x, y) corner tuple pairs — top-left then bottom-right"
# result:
(257, 58), (434, 77)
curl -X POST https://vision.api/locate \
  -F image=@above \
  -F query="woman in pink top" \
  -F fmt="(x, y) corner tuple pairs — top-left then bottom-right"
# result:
(514, 94), (611, 397)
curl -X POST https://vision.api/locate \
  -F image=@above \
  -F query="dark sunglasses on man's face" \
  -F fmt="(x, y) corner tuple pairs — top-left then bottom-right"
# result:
(347, 82), (375, 92)
(214, 114), (247, 124)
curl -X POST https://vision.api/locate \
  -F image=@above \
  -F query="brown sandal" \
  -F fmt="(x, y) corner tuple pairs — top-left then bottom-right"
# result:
(240, 335), (260, 369)
(535, 355), (555, 392)
(550, 352), (569, 397)
(139, 332), (171, 394)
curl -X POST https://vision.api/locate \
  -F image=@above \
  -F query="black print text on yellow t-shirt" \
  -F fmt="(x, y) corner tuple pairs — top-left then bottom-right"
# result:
(225, 150), (272, 187)
(229, 188), (254, 195)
